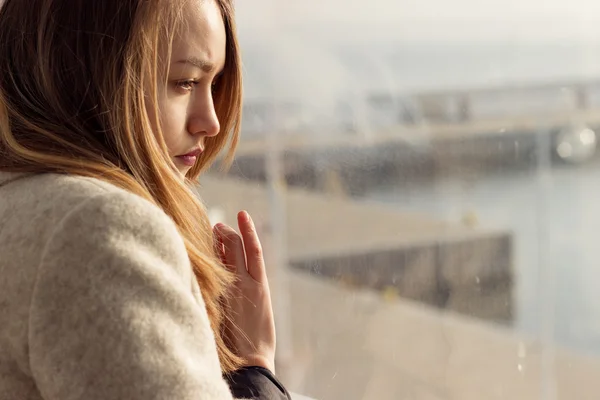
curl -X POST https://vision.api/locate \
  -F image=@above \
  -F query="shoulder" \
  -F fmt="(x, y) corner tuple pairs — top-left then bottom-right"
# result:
(2, 172), (175, 231)
(48, 184), (190, 275)
(1, 171), (144, 212)
(0, 171), (189, 278)
(1, 171), (135, 219)
(14, 176), (232, 400)
(32, 173), (190, 275)
(30, 174), (196, 325)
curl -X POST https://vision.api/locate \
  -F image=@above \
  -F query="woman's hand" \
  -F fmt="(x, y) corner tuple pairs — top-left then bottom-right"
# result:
(213, 211), (276, 374)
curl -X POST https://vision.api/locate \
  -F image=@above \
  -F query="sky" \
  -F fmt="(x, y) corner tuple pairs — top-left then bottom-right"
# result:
(236, 0), (600, 43)
(234, 0), (600, 104)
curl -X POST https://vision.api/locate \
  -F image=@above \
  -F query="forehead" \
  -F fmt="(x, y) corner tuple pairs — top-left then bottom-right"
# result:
(172, 0), (226, 61)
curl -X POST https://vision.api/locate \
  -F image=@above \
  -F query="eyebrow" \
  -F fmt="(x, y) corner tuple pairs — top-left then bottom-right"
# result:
(175, 57), (221, 73)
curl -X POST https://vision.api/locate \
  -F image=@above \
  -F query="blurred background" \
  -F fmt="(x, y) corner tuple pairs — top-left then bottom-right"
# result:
(202, 1), (600, 398)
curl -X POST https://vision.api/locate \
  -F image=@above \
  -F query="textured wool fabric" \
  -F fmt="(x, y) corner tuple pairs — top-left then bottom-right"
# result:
(0, 172), (242, 400)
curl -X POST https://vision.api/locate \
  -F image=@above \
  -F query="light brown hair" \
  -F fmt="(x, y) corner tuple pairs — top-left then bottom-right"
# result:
(0, 0), (243, 372)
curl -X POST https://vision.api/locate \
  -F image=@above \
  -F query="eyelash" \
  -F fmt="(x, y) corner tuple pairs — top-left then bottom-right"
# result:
(175, 79), (219, 93)
(175, 79), (199, 92)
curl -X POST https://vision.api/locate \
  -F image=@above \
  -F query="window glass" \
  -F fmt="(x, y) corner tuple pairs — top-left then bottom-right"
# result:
(204, 1), (600, 398)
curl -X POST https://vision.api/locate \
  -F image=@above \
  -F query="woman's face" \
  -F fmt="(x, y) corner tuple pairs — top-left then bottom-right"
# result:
(154, 0), (226, 177)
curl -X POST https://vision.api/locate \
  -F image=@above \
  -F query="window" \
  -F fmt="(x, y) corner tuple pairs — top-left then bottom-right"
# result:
(204, 1), (600, 398)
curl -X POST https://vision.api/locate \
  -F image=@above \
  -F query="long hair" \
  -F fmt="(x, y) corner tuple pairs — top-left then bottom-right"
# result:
(0, 0), (243, 372)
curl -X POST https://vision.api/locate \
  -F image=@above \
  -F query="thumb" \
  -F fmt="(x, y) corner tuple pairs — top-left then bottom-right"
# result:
(214, 222), (249, 277)
(212, 225), (226, 263)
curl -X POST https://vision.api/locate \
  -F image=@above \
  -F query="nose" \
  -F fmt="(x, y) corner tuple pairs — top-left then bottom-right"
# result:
(186, 93), (220, 138)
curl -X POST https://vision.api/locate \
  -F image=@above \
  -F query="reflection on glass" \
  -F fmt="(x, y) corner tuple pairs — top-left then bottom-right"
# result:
(205, 1), (600, 398)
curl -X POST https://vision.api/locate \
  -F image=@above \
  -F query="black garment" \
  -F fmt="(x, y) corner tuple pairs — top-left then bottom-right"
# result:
(226, 366), (292, 400)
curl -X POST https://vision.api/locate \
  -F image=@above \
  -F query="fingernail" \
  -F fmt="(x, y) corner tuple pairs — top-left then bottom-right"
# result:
(241, 210), (250, 223)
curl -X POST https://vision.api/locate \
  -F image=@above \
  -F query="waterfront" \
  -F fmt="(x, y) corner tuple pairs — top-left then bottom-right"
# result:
(371, 161), (600, 355)
(233, 2), (600, 397)
(202, 173), (600, 399)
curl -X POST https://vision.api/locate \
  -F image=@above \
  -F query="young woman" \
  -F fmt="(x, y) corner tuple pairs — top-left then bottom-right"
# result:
(0, 0), (291, 399)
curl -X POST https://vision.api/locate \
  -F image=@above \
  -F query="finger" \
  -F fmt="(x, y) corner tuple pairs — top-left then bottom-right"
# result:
(237, 211), (267, 283)
(212, 226), (226, 264)
(214, 222), (248, 277)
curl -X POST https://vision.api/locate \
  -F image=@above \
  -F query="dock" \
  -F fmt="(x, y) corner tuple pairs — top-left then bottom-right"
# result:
(236, 108), (600, 157)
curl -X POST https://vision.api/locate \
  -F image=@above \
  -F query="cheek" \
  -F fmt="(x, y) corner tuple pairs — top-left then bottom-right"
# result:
(158, 99), (189, 155)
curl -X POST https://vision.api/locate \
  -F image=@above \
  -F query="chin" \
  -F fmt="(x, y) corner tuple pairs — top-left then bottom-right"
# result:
(177, 169), (190, 179)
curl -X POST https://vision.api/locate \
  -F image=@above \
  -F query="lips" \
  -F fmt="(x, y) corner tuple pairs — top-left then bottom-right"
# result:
(176, 148), (203, 167)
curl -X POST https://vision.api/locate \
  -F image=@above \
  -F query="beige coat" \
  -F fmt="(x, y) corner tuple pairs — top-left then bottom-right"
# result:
(0, 172), (238, 399)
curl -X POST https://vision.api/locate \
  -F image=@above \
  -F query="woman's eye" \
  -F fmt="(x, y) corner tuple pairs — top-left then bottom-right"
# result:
(175, 80), (198, 92)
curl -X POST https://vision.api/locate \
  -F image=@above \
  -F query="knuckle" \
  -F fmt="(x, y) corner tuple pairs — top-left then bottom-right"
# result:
(247, 241), (263, 258)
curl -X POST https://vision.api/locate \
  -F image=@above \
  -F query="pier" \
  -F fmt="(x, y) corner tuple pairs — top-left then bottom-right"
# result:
(226, 79), (600, 196)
